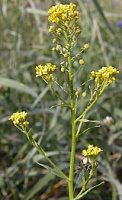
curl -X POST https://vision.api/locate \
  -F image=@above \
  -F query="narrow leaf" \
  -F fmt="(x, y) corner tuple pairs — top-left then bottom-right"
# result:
(36, 162), (67, 179)
(25, 173), (55, 200)
(0, 77), (37, 97)
(92, 0), (114, 34)
(75, 181), (104, 200)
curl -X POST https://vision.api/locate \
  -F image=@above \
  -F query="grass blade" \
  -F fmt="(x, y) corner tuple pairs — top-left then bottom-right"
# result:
(25, 173), (55, 200)
(0, 77), (37, 97)
(92, 0), (114, 34)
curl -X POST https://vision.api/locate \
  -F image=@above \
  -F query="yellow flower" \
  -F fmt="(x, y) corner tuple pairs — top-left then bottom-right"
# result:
(82, 144), (102, 158)
(48, 3), (79, 24)
(9, 112), (29, 126)
(35, 63), (56, 82)
(48, 3), (80, 44)
(90, 66), (119, 86)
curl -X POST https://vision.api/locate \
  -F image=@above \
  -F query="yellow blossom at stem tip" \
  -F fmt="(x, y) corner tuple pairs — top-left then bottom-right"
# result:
(48, 3), (79, 24)
(35, 63), (56, 82)
(9, 112), (29, 127)
(82, 144), (102, 158)
(90, 66), (119, 86)
(48, 3), (80, 44)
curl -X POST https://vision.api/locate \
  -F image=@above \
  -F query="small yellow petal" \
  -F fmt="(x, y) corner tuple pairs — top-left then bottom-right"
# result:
(82, 144), (102, 158)
(9, 112), (29, 127)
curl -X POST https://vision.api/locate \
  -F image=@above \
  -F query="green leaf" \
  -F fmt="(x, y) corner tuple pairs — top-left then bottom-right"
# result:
(31, 85), (49, 108)
(75, 181), (104, 200)
(79, 119), (100, 123)
(25, 173), (55, 200)
(92, 0), (114, 34)
(26, 131), (68, 181)
(0, 77), (37, 97)
(36, 162), (67, 179)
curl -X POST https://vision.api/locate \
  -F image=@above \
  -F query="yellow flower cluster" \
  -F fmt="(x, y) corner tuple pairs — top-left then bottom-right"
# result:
(35, 63), (56, 81)
(48, 3), (79, 24)
(91, 66), (119, 86)
(82, 144), (102, 157)
(9, 112), (29, 126)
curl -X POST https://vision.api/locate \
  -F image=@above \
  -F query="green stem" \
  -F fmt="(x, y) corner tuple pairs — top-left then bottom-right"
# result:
(112, 184), (117, 200)
(50, 83), (68, 105)
(75, 95), (98, 139)
(75, 181), (104, 200)
(23, 129), (68, 181)
(66, 34), (76, 200)
(75, 84), (108, 138)
(76, 161), (96, 198)
(76, 83), (107, 125)
(76, 94), (98, 123)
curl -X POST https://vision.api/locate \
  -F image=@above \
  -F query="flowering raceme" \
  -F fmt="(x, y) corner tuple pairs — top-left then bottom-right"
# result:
(48, 3), (80, 42)
(35, 63), (56, 81)
(90, 66), (119, 86)
(9, 112), (29, 127)
(8, 2), (120, 199)
(82, 145), (102, 158)
(48, 3), (79, 24)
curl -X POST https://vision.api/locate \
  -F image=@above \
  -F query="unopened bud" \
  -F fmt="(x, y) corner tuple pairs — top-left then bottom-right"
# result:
(52, 38), (57, 43)
(79, 59), (84, 65)
(82, 91), (87, 97)
(56, 45), (61, 51)
(61, 66), (65, 72)
(52, 47), (56, 51)
(49, 26), (55, 33)
(56, 28), (62, 35)
(84, 43), (90, 49)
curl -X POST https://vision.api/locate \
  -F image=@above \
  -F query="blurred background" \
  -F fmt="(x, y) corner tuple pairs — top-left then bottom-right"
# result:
(0, 0), (122, 199)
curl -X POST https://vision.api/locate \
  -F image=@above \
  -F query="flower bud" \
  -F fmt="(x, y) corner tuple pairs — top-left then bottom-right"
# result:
(49, 26), (55, 33)
(52, 38), (57, 43)
(56, 28), (62, 35)
(56, 45), (61, 51)
(79, 59), (84, 65)
(82, 91), (87, 97)
(52, 47), (56, 51)
(84, 43), (90, 49)
(61, 66), (65, 72)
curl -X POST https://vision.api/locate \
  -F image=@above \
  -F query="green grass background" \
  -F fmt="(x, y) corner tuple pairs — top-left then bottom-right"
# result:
(0, 0), (122, 199)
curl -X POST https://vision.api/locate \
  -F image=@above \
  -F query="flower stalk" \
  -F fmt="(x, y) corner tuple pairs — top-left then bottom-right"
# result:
(66, 33), (77, 200)
(9, 3), (119, 200)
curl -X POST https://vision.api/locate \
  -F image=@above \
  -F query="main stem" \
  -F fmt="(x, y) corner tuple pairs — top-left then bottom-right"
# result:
(67, 35), (76, 200)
